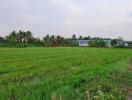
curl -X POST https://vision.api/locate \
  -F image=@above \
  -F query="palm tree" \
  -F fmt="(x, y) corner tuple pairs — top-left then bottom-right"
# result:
(43, 34), (50, 47)
(79, 36), (83, 40)
(50, 35), (57, 46)
(56, 35), (61, 45)
(72, 34), (77, 40)
(25, 31), (33, 43)
(17, 30), (24, 43)
(6, 31), (18, 43)
(17, 30), (33, 43)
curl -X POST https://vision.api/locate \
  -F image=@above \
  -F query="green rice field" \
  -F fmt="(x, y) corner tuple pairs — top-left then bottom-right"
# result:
(0, 47), (132, 100)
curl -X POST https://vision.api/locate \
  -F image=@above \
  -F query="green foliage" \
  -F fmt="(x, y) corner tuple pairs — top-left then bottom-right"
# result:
(89, 39), (106, 47)
(72, 34), (77, 40)
(0, 31), (131, 48)
(43, 35), (78, 47)
(0, 30), (42, 47)
(0, 31), (79, 47)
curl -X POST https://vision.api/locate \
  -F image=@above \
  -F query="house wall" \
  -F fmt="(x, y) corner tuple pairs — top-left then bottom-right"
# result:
(106, 41), (112, 48)
(124, 43), (128, 47)
(79, 42), (89, 46)
(103, 40), (112, 48)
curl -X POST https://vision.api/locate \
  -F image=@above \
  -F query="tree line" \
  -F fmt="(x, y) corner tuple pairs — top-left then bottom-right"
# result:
(0, 30), (131, 48)
(0, 30), (79, 47)
(0, 31), (42, 47)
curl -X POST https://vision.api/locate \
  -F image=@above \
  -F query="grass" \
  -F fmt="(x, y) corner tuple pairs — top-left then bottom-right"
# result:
(0, 47), (132, 100)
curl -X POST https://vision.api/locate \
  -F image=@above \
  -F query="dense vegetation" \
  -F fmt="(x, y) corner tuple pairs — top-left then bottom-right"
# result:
(0, 30), (131, 48)
(0, 31), (78, 47)
(0, 31), (42, 47)
(0, 47), (132, 100)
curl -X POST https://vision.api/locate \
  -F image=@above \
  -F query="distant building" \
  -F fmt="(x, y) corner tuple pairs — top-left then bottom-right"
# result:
(116, 40), (124, 46)
(77, 40), (90, 47)
(77, 39), (131, 48)
(124, 41), (129, 47)
(114, 40), (129, 47)
(128, 41), (132, 47)
(77, 39), (112, 47)
(104, 39), (112, 48)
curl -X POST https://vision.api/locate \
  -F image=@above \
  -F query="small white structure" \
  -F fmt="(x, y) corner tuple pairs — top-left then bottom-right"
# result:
(77, 39), (112, 47)
(124, 41), (128, 47)
(78, 40), (89, 47)
(116, 40), (129, 47)
(104, 40), (112, 48)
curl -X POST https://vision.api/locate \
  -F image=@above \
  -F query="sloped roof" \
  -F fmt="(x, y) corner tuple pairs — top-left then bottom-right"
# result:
(77, 40), (90, 43)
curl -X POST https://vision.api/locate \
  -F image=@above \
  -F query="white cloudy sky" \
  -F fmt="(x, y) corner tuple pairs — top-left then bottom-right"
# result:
(0, 0), (132, 40)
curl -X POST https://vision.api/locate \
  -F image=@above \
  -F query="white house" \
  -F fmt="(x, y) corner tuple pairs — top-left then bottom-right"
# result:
(77, 39), (112, 47)
(77, 40), (90, 47)
(115, 40), (129, 47)
(104, 40), (112, 48)
(124, 41), (128, 47)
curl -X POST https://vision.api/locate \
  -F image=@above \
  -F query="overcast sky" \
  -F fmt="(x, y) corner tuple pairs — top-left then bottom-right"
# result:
(0, 0), (132, 40)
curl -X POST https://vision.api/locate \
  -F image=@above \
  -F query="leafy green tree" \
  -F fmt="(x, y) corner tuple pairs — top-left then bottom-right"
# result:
(89, 40), (96, 47)
(43, 34), (50, 47)
(0, 36), (5, 42)
(89, 38), (106, 47)
(26, 31), (33, 43)
(97, 39), (106, 47)
(17, 30), (33, 43)
(56, 35), (65, 46)
(0, 36), (6, 47)
(6, 31), (18, 44)
(84, 36), (91, 40)
(50, 35), (57, 47)
(30, 38), (42, 47)
(79, 36), (83, 40)
(72, 34), (77, 40)
(56, 35), (61, 45)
